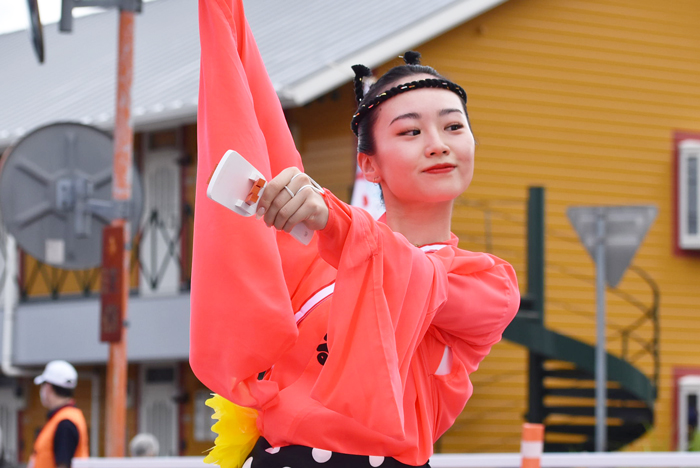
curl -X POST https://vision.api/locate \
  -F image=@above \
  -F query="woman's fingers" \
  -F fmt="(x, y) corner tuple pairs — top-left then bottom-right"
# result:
(256, 169), (328, 232)
(273, 188), (309, 231)
(256, 167), (299, 222)
(283, 189), (328, 231)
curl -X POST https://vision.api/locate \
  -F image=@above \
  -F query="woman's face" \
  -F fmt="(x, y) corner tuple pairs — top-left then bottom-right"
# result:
(359, 82), (475, 207)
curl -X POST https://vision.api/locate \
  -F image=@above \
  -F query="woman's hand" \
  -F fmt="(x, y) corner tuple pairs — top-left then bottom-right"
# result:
(255, 168), (329, 232)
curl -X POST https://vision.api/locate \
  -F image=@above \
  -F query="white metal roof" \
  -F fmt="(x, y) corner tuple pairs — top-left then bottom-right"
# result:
(0, 0), (507, 148)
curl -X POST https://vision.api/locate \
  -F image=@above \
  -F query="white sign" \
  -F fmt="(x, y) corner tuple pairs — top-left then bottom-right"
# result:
(45, 238), (65, 265)
(567, 206), (657, 288)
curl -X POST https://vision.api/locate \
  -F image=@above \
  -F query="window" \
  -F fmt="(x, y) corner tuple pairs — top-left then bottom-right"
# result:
(145, 366), (175, 383)
(194, 390), (216, 442)
(679, 139), (700, 249)
(676, 370), (700, 450)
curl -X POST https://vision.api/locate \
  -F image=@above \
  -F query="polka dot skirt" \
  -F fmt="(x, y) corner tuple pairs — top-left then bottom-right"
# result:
(245, 437), (430, 468)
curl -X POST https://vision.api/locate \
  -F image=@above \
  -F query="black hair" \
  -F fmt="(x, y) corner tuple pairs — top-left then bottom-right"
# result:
(50, 383), (74, 398)
(355, 56), (471, 155)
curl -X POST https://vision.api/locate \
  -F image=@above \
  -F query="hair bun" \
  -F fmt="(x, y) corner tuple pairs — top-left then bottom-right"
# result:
(352, 64), (372, 105)
(403, 51), (421, 65)
(351, 65), (373, 105)
(351, 64), (372, 79)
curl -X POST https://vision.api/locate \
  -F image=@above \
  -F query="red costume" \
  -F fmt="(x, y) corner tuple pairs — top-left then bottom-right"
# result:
(190, 0), (520, 464)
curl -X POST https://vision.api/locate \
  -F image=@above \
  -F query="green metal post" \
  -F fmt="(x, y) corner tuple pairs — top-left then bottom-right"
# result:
(526, 187), (546, 424)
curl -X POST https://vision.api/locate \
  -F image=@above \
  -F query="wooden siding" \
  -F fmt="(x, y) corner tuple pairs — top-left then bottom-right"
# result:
(289, 0), (700, 454)
(286, 91), (358, 203)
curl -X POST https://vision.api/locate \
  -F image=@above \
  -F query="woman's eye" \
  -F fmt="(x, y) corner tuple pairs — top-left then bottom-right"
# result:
(399, 129), (420, 136)
(446, 123), (464, 131)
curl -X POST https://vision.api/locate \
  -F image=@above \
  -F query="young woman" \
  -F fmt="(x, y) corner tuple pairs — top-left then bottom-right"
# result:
(190, 1), (520, 467)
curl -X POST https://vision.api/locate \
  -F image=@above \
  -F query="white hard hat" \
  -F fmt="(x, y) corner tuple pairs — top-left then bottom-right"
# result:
(34, 360), (78, 389)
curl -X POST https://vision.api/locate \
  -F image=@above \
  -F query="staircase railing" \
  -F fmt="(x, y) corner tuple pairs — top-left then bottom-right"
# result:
(542, 238), (659, 395)
(453, 189), (659, 397)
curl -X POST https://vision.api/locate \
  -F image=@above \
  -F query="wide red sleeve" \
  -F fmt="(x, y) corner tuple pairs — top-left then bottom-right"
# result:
(310, 192), (519, 440)
(428, 251), (520, 439)
(431, 251), (519, 348)
(190, 0), (304, 408)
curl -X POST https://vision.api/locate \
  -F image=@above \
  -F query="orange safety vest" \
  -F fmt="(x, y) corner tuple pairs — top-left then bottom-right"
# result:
(28, 406), (89, 468)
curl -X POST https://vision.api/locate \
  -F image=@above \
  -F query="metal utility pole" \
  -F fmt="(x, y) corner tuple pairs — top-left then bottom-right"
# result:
(105, 8), (135, 457)
(567, 205), (657, 453)
(22, 0), (141, 454)
(594, 209), (607, 452)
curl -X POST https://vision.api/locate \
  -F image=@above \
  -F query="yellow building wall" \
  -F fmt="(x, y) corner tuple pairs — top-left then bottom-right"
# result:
(287, 0), (700, 453)
(286, 92), (357, 201)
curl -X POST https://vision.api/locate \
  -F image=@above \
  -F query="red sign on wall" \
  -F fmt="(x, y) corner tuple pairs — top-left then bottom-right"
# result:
(101, 226), (125, 342)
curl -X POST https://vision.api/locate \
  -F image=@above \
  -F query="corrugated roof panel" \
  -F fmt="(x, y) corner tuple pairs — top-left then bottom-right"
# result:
(0, 0), (500, 148)
(0, 0), (200, 146)
(246, 0), (459, 87)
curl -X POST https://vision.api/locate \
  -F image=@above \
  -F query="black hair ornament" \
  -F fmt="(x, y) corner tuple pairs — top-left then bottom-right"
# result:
(350, 52), (467, 136)
(402, 50), (422, 65)
(351, 64), (372, 105)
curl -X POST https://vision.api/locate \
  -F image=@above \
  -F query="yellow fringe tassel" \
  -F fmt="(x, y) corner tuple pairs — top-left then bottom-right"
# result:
(204, 394), (260, 468)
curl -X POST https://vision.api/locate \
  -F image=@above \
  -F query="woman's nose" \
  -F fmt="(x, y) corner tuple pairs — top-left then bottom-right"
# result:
(425, 132), (450, 157)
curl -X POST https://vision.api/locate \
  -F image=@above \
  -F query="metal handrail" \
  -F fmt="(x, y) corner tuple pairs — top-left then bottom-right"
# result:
(455, 196), (659, 395)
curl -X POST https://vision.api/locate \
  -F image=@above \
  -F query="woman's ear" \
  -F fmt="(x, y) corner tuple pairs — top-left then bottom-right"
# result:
(358, 152), (381, 183)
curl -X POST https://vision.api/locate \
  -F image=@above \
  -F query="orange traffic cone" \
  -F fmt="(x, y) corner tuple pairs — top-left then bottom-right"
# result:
(520, 423), (544, 468)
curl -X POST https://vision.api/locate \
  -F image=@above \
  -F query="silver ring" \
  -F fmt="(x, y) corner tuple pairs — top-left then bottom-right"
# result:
(289, 173), (305, 184)
(303, 175), (325, 194)
(295, 184), (315, 196)
(283, 185), (295, 198)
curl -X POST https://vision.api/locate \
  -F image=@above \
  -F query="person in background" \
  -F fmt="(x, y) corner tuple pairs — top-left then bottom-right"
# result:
(129, 433), (160, 457)
(29, 360), (88, 468)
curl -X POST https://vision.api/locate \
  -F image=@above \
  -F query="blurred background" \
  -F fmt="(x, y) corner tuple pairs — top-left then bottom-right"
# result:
(0, 0), (698, 464)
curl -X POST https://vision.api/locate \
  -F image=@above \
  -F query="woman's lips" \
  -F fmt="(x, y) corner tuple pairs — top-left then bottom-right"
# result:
(424, 164), (456, 174)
